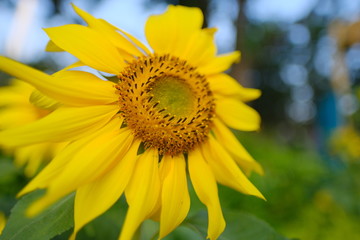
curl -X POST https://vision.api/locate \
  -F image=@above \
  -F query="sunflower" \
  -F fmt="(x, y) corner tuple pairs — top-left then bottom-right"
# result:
(0, 79), (65, 176)
(0, 4), (264, 240)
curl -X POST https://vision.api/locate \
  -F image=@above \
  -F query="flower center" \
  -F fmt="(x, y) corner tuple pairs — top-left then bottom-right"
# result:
(149, 76), (195, 117)
(116, 54), (215, 155)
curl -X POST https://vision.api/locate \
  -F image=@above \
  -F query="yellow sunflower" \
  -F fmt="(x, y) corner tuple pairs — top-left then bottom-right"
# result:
(0, 4), (264, 240)
(0, 79), (65, 176)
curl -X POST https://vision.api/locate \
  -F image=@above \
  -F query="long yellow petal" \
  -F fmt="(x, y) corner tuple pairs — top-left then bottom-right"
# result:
(208, 73), (261, 102)
(72, 4), (150, 55)
(120, 148), (160, 240)
(202, 136), (265, 199)
(216, 97), (261, 131)
(0, 56), (50, 87)
(44, 24), (125, 74)
(23, 142), (65, 177)
(69, 140), (140, 240)
(116, 27), (151, 56)
(0, 107), (39, 130)
(0, 105), (119, 147)
(48, 70), (118, 106)
(29, 90), (61, 110)
(58, 61), (84, 71)
(27, 128), (133, 216)
(45, 40), (63, 52)
(72, 4), (145, 58)
(14, 143), (53, 177)
(0, 80), (33, 106)
(213, 119), (264, 175)
(51, 129), (133, 192)
(145, 5), (204, 55)
(188, 147), (225, 240)
(18, 117), (123, 197)
(0, 57), (117, 106)
(198, 51), (241, 75)
(182, 29), (216, 68)
(159, 154), (190, 239)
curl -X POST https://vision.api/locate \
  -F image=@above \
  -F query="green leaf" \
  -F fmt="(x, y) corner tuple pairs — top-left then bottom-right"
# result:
(183, 210), (290, 240)
(0, 190), (74, 240)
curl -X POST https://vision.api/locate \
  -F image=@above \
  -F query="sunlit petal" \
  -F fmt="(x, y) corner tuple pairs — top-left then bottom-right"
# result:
(69, 140), (141, 240)
(217, 97), (261, 131)
(120, 149), (160, 240)
(45, 24), (125, 74)
(159, 154), (190, 238)
(0, 105), (119, 147)
(208, 73), (261, 101)
(202, 135), (265, 199)
(188, 147), (225, 240)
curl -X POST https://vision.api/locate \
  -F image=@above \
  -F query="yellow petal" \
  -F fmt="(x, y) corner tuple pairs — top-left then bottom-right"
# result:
(116, 27), (151, 56)
(202, 136), (265, 199)
(69, 140), (140, 240)
(48, 70), (118, 106)
(44, 24), (125, 74)
(13, 143), (53, 177)
(120, 149), (160, 240)
(13, 145), (39, 167)
(0, 56), (50, 88)
(29, 90), (61, 110)
(216, 97), (261, 131)
(72, 4), (146, 58)
(72, 4), (150, 55)
(18, 117), (123, 197)
(203, 27), (218, 36)
(208, 73), (261, 102)
(18, 137), (94, 196)
(0, 105), (119, 147)
(182, 29), (216, 68)
(0, 107), (39, 129)
(188, 147), (225, 240)
(213, 119), (264, 175)
(159, 154), (190, 239)
(198, 51), (241, 75)
(0, 57), (117, 106)
(0, 80), (32, 106)
(58, 61), (84, 71)
(52, 129), (133, 192)
(145, 5), (204, 56)
(27, 127), (133, 216)
(45, 40), (63, 52)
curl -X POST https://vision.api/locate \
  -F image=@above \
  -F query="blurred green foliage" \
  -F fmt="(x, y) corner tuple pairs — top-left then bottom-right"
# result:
(234, 131), (360, 240)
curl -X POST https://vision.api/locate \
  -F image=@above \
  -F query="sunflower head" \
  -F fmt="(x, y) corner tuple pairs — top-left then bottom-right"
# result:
(116, 54), (215, 155)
